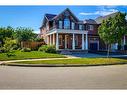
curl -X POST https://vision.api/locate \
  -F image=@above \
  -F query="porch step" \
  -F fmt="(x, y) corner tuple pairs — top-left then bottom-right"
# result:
(60, 50), (72, 55)
(60, 50), (88, 55)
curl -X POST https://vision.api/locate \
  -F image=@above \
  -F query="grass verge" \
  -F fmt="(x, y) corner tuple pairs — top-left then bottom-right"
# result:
(8, 58), (127, 66)
(0, 51), (65, 61)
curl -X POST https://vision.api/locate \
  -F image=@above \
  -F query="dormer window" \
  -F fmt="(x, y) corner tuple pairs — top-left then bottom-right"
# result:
(64, 18), (70, 29)
(71, 22), (75, 30)
(59, 20), (63, 29)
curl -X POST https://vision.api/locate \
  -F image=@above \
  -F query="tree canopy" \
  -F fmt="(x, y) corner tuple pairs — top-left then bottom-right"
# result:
(98, 12), (127, 57)
(98, 12), (127, 45)
(0, 26), (14, 45)
(14, 27), (35, 42)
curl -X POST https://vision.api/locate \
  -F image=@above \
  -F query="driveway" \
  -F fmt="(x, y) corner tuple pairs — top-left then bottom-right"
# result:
(0, 65), (127, 89)
(66, 53), (127, 58)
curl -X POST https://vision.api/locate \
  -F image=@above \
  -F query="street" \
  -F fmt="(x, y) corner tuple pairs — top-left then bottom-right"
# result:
(0, 65), (127, 89)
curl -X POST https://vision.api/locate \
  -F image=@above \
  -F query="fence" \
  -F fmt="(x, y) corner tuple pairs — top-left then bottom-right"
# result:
(21, 41), (46, 50)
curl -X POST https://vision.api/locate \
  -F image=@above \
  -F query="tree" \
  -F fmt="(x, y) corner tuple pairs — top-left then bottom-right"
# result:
(0, 26), (14, 46)
(14, 27), (35, 45)
(98, 12), (127, 57)
(1, 37), (18, 57)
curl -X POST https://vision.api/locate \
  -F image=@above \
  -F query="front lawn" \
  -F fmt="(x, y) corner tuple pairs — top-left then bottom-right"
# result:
(11, 58), (127, 65)
(0, 51), (65, 61)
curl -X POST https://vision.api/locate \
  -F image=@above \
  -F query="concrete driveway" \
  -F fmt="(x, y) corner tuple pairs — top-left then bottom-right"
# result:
(66, 53), (127, 58)
(0, 65), (127, 89)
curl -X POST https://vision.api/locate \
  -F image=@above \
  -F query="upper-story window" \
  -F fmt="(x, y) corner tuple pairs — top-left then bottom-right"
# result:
(64, 18), (70, 29)
(79, 25), (83, 30)
(59, 20), (63, 29)
(88, 25), (94, 30)
(71, 22), (75, 30)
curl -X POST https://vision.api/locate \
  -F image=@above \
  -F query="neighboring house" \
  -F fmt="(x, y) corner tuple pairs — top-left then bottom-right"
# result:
(40, 8), (127, 51)
(95, 12), (127, 50)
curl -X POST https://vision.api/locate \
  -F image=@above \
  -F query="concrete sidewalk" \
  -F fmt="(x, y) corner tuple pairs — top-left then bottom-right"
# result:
(0, 56), (77, 65)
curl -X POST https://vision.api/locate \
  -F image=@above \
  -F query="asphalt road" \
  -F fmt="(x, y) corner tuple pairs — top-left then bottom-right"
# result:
(0, 65), (127, 89)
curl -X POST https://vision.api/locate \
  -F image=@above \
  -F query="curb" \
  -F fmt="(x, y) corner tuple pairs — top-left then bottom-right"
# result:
(1, 62), (127, 67)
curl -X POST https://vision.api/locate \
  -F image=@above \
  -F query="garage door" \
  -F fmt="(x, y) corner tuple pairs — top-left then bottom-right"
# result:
(90, 43), (98, 50)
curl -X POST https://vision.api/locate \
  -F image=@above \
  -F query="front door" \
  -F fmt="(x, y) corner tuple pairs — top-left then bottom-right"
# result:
(65, 35), (70, 49)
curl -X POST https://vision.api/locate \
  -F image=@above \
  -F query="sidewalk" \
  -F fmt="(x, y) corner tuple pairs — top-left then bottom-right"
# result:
(0, 56), (77, 65)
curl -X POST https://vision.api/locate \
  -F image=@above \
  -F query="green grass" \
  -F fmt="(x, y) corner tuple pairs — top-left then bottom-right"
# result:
(12, 58), (127, 65)
(0, 51), (65, 61)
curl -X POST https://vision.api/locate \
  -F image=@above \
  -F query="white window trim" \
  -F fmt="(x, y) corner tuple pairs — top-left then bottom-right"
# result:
(71, 22), (75, 30)
(79, 25), (83, 30)
(88, 25), (94, 30)
(59, 20), (62, 29)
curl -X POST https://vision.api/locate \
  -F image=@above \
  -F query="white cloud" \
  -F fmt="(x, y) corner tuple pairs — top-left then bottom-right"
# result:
(79, 8), (118, 16)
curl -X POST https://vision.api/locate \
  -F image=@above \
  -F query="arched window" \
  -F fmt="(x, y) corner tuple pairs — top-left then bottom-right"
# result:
(64, 18), (70, 29)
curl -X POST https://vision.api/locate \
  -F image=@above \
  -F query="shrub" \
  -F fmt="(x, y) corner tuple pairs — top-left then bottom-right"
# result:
(6, 50), (16, 57)
(0, 47), (6, 53)
(3, 38), (18, 52)
(35, 37), (44, 42)
(38, 45), (56, 53)
(21, 47), (31, 52)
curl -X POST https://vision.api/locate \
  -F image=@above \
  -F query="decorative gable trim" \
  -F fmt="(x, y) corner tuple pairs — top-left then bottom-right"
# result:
(52, 8), (79, 22)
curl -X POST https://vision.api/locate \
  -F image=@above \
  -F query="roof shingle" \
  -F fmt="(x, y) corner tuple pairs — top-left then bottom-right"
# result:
(45, 14), (57, 21)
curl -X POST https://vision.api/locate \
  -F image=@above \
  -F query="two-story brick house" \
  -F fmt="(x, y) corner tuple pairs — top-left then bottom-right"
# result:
(40, 8), (127, 51)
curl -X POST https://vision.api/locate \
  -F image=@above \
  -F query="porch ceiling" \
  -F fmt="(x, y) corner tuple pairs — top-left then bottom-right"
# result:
(47, 29), (88, 35)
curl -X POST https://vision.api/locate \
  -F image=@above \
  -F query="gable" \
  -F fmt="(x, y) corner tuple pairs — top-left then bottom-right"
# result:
(53, 8), (79, 22)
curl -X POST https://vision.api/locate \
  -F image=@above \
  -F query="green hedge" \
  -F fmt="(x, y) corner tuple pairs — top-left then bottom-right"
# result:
(38, 45), (56, 53)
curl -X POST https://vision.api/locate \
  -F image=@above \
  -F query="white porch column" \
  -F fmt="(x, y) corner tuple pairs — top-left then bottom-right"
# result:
(50, 34), (52, 45)
(53, 34), (55, 45)
(56, 33), (59, 50)
(85, 33), (88, 50)
(72, 33), (75, 50)
(82, 34), (85, 50)
(124, 35), (126, 45)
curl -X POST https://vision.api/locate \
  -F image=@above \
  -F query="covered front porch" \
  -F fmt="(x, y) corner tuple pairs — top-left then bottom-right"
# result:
(46, 29), (88, 51)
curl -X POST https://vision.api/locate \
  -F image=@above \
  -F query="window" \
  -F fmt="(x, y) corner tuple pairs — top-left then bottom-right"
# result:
(88, 25), (94, 30)
(75, 35), (78, 46)
(59, 21), (62, 29)
(64, 18), (70, 29)
(59, 35), (63, 46)
(79, 25), (83, 30)
(71, 22), (75, 30)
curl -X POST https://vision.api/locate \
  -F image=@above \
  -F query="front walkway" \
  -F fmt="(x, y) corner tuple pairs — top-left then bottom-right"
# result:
(0, 57), (77, 64)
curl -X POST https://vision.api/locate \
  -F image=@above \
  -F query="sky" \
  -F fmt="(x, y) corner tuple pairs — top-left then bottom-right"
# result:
(0, 6), (127, 33)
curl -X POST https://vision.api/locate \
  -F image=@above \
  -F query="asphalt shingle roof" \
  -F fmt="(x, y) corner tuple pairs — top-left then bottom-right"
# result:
(95, 12), (119, 24)
(45, 14), (57, 21)
(84, 19), (97, 24)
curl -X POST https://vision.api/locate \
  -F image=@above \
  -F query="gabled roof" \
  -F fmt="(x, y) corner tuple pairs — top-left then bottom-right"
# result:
(95, 12), (119, 24)
(84, 19), (97, 24)
(52, 8), (79, 21)
(45, 14), (57, 21)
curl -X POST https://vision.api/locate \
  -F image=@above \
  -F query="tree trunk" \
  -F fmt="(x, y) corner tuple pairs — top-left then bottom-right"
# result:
(107, 44), (110, 58)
